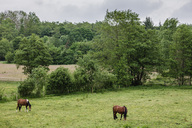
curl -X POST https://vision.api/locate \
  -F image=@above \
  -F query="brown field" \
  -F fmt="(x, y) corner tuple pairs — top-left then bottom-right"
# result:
(0, 64), (77, 81)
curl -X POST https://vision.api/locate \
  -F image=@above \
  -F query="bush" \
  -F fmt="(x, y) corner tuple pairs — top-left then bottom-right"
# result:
(18, 79), (35, 97)
(95, 70), (117, 90)
(74, 65), (117, 92)
(30, 66), (48, 96)
(18, 66), (48, 97)
(74, 67), (89, 92)
(46, 67), (73, 94)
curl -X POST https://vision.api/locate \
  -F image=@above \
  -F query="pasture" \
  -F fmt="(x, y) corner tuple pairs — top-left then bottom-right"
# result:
(1, 82), (192, 128)
(0, 63), (76, 81)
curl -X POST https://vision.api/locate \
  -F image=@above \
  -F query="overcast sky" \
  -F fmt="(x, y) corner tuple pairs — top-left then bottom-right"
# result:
(0, 0), (192, 25)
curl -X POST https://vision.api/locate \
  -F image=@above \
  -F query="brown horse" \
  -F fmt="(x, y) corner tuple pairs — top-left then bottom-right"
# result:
(113, 105), (127, 120)
(16, 99), (31, 112)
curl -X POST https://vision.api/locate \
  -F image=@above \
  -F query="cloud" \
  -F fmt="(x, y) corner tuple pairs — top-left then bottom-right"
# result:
(31, 0), (164, 23)
(172, 1), (192, 24)
(101, 0), (163, 19)
(0, 0), (191, 24)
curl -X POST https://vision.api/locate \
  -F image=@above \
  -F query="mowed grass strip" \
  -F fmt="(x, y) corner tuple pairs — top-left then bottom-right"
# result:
(1, 86), (192, 128)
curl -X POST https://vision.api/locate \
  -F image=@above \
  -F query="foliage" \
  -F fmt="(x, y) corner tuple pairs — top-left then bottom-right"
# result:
(74, 55), (117, 92)
(60, 41), (92, 64)
(18, 66), (48, 97)
(46, 67), (73, 94)
(74, 56), (99, 93)
(168, 24), (192, 85)
(0, 38), (13, 61)
(1, 9), (192, 86)
(0, 18), (18, 41)
(158, 18), (179, 72)
(5, 51), (14, 63)
(94, 70), (117, 90)
(18, 79), (35, 97)
(14, 34), (52, 74)
(143, 17), (154, 29)
(93, 10), (160, 86)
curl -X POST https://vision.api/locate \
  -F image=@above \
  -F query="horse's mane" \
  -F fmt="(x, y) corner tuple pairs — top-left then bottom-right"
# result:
(124, 106), (127, 119)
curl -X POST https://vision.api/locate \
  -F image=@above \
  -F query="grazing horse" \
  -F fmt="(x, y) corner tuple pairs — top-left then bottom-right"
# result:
(16, 99), (31, 112)
(113, 105), (127, 120)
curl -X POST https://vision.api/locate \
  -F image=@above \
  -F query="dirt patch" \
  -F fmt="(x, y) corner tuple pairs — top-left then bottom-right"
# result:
(0, 64), (77, 81)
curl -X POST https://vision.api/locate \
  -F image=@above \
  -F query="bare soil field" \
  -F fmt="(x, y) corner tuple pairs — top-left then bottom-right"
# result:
(0, 64), (77, 81)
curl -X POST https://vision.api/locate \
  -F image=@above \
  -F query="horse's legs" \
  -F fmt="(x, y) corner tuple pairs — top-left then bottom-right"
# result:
(113, 112), (117, 120)
(19, 106), (22, 111)
(120, 114), (122, 120)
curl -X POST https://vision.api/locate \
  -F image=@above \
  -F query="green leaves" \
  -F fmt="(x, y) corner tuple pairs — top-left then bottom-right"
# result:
(94, 10), (159, 86)
(14, 34), (52, 74)
(168, 24), (192, 85)
(46, 67), (72, 94)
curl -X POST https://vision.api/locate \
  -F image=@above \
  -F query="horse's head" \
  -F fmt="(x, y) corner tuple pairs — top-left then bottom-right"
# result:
(29, 104), (31, 111)
(28, 101), (31, 111)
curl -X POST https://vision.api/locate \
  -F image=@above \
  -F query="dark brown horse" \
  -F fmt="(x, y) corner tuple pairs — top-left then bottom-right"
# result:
(16, 99), (31, 112)
(113, 105), (127, 120)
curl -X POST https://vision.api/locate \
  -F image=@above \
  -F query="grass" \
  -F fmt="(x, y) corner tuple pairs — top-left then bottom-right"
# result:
(1, 84), (192, 128)
(0, 81), (19, 101)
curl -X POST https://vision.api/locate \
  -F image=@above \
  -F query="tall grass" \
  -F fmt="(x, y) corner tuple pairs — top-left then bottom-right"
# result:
(1, 85), (192, 127)
(0, 81), (19, 101)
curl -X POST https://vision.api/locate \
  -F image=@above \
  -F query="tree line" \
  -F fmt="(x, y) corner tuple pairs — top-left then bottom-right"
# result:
(0, 10), (192, 96)
(0, 10), (96, 64)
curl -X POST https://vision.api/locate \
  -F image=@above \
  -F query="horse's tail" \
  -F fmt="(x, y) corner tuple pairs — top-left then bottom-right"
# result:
(124, 106), (127, 120)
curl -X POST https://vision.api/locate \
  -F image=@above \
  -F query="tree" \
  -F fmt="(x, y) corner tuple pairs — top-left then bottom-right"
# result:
(143, 17), (154, 29)
(5, 51), (14, 63)
(74, 55), (99, 93)
(93, 10), (159, 86)
(60, 41), (92, 64)
(14, 34), (52, 74)
(0, 11), (40, 36)
(0, 38), (13, 61)
(168, 24), (192, 85)
(0, 18), (18, 41)
(157, 18), (179, 74)
(69, 28), (94, 43)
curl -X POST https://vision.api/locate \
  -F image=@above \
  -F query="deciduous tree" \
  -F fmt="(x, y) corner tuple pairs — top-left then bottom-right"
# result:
(15, 34), (52, 74)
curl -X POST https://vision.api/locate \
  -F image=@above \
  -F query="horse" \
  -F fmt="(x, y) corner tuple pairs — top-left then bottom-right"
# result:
(16, 99), (31, 112)
(113, 105), (127, 120)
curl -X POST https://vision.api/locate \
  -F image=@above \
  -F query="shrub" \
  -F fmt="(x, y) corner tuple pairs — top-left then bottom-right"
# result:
(18, 66), (48, 97)
(30, 66), (48, 96)
(18, 79), (35, 97)
(46, 67), (73, 94)
(94, 70), (117, 90)
(74, 63), (117, 92)
(74, 67), (89, 92)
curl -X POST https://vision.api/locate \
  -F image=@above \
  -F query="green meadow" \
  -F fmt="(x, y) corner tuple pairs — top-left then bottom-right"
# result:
(1, 81), (192, 128)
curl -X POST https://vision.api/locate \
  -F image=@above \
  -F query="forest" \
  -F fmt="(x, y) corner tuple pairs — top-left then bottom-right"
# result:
(0, 10), (192, 96)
